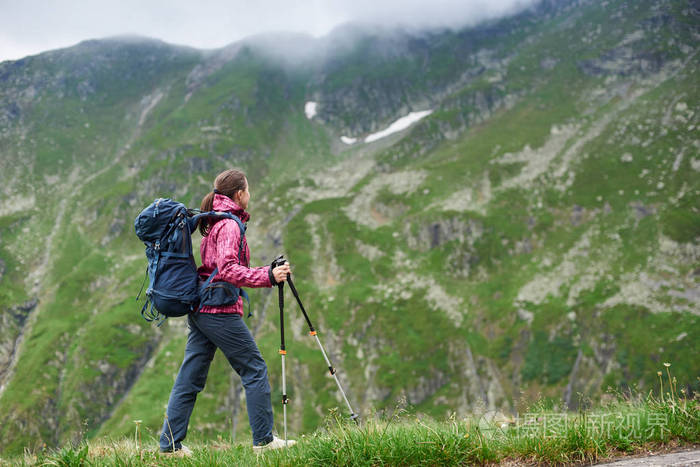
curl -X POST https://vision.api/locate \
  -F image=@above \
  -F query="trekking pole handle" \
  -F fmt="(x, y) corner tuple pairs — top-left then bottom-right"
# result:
(271, 254), (287, 269)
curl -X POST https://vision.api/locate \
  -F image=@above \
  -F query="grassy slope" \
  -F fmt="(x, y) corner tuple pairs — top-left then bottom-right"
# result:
(0, 43), (339, 453)
(0, 0), (698, 456)
(250, 0), (700, 436)
(4, 387), (699, 466)
(0, 42), (206, 454)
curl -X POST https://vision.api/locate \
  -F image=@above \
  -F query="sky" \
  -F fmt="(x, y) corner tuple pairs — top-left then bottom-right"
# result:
(0, 0), (537, 62)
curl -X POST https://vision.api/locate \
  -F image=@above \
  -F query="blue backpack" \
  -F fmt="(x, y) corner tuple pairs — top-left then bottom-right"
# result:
(134, 198), (249, 324)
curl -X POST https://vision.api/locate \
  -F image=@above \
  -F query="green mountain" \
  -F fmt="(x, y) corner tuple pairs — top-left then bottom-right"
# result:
(0, 0), (698, 455)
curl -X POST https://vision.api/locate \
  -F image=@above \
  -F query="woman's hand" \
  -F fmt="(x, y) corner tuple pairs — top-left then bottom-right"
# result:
(272, 261), (291, 283)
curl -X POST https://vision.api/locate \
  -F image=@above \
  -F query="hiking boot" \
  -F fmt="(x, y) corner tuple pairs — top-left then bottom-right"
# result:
(253, 435), (297, 452)
(160, 444), (193, 457)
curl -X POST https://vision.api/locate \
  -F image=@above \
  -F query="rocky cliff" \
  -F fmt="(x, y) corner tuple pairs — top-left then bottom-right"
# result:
(0, 0), (697, 455)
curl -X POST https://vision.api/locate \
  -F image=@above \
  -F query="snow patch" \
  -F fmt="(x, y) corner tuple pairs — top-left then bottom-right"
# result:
(365, 110), (432, 143)
(304, 101), (318, 119)
(341, 136), (357, 145)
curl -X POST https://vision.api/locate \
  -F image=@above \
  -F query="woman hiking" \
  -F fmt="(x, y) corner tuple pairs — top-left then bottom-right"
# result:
(160, 169), (295, 455)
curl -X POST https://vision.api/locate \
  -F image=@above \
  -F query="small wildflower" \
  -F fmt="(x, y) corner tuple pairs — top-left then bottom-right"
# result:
(464, 433), (470, 439)
(663, 362), (671, 367)
(657, 371), (662, 376)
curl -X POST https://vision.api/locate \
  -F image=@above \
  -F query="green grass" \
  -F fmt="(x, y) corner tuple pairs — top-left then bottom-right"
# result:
(5, 386), (698, 466)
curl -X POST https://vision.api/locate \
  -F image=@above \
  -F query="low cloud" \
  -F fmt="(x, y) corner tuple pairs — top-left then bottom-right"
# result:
(0, 0), (540, 62)
(329, 0), (539, 31)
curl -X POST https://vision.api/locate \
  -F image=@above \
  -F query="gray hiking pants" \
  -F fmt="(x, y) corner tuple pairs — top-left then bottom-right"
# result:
(159, 312), (274, 450)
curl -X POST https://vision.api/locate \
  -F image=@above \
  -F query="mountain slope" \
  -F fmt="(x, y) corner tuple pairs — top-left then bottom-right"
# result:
(0, 0), (698, 455)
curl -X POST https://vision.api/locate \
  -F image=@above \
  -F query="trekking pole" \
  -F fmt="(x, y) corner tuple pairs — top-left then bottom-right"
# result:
(285, 272), (359, 424)
(277, 282), (289, 445)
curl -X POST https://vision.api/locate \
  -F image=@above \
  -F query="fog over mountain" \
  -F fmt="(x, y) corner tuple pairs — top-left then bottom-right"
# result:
(0, 0), (538, 61)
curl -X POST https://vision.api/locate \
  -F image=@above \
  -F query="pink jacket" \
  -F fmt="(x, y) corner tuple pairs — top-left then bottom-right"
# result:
(198, 194), (272, 315)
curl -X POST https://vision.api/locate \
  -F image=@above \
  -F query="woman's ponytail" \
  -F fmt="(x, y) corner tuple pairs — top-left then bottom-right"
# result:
(197, 191), (216, 236)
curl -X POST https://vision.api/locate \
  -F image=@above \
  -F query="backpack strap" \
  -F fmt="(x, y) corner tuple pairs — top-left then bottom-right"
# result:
(200, 266), (219, 290)
(136, 266), (148, 301)
(194, 213), (252, 316)
(140, 297), (166, 326)
(194, 211), (246, 266)
(223, 216), (251, 315)
(138, 245), (162, 320)
(188, 210), (242, 233)
(190, 210), (247, 263)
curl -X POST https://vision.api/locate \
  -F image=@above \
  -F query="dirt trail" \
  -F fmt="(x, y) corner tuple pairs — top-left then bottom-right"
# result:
(595, 448), (700, 466)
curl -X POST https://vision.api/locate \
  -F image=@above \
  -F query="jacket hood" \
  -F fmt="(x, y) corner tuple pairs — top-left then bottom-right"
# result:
(212, 194), (250, 223)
